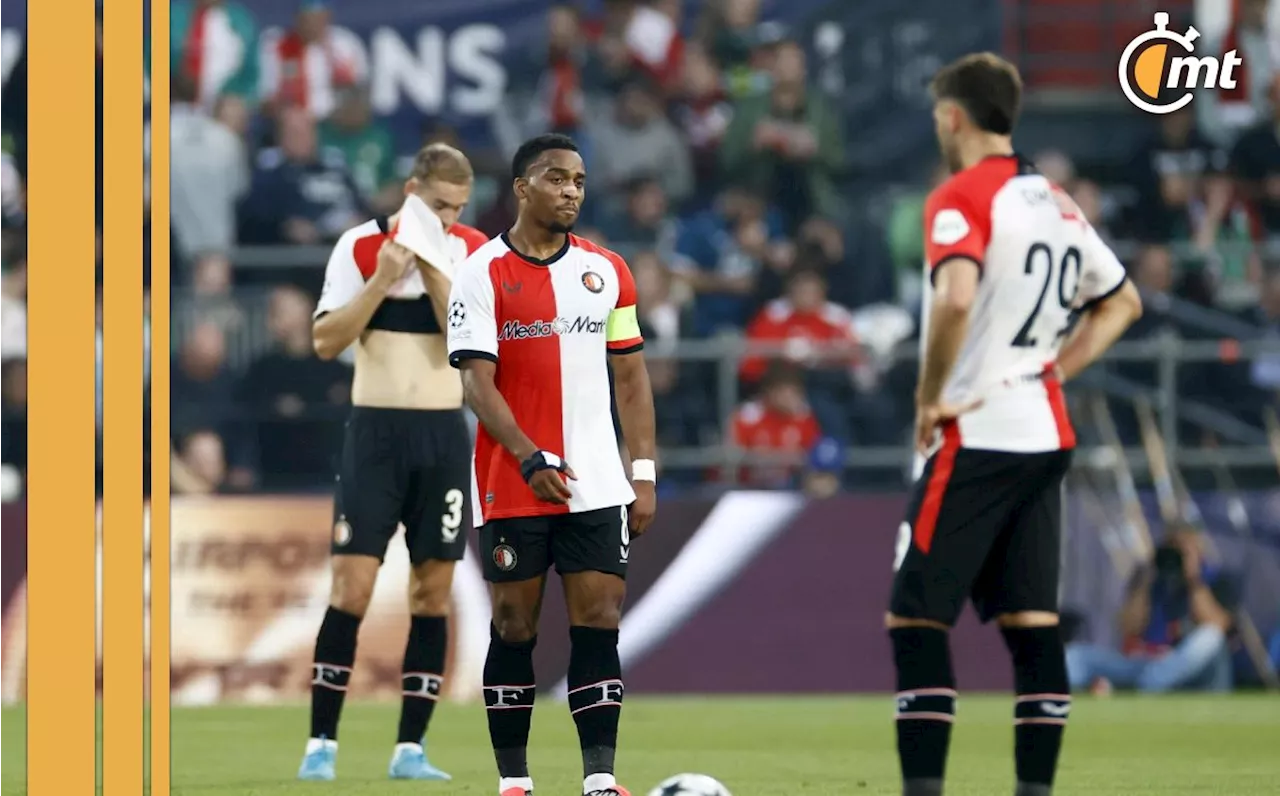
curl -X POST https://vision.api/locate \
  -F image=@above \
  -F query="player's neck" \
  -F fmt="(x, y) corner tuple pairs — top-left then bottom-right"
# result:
(958, 134), (1015, 172)
(507, 219), (568, 262)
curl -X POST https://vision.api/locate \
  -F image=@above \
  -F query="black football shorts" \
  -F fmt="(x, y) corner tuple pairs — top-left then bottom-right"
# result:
(331, 407), (471, 564)
(478, 506), (630, 583)
(889, 442), (1072, 626)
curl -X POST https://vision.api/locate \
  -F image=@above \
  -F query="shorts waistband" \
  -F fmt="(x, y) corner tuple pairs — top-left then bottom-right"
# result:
(349, 406), (465, 421)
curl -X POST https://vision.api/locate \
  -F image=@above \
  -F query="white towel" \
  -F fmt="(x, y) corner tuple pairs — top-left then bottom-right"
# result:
(394, 194), (455, 280)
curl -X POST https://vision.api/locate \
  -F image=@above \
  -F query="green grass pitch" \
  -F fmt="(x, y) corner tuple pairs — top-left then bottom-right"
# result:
(3, 695), (1279, 794)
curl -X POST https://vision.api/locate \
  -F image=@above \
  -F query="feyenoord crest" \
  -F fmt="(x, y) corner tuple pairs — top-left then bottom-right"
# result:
(493, 544), (518, 571)
(581, 271), (605, 293)
(333, 518), (353, 546)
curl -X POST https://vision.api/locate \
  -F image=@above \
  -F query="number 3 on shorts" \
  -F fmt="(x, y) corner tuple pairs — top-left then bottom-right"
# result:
(893, 521), (911, 571)
(441, 488), (464, 542)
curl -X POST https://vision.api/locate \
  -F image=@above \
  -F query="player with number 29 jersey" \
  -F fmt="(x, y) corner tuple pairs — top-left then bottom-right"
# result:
(886, 53), (1143, 796)
(920, 154), (1128, 453)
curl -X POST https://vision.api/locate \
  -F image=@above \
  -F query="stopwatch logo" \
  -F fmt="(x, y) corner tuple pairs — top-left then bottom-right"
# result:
(1118, 12), (1244, 115)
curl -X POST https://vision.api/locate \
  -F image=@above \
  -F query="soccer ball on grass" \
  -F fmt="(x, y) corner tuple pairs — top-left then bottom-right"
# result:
(647, 773), (733, 796)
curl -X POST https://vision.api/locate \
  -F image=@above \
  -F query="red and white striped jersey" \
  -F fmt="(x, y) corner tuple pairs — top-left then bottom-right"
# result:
(920, 155), (1127, 453)
(314, 217), (488, 331)
(446, 233), (644, 525)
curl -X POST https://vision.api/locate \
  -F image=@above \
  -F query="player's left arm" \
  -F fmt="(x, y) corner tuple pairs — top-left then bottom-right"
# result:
(607, 258), (658, 535)
(916, 190), (984, 411)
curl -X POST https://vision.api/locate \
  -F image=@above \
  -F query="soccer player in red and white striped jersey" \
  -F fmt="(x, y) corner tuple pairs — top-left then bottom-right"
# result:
(299, 143), (488, 783)
(447, 133), (656, 796)
(886, 54), (1143, 796)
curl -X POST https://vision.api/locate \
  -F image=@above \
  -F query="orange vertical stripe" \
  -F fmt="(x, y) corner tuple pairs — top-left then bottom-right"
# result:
(102, 0), (147, 793)
(148, 0), (173, 791)
(26, 2), (99, 795)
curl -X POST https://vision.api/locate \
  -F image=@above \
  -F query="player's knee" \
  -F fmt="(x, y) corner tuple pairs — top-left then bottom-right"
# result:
(995, 610), (1059, 629)
(408, 561), (455, 616)
(492, 602), (538, 643)
(572, 599), (622, 630)
(329, 559), (379, 617)
(885, 612), (951, 632)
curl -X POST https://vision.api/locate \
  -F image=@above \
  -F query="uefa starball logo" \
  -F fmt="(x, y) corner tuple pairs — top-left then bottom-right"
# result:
(1119, 12), (1243, 115)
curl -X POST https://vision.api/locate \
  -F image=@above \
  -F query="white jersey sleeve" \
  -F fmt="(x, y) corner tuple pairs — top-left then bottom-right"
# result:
(1077, 223), (1129, 309)
(446, 256), (499, 366)
(313, 229), (366, 319)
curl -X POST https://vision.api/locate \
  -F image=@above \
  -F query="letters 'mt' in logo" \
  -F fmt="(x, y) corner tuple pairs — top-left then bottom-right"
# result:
(1119, 12), (1243, 115)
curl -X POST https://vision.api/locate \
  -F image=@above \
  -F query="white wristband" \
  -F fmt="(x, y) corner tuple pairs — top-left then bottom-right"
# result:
(631, 459), (656, 483)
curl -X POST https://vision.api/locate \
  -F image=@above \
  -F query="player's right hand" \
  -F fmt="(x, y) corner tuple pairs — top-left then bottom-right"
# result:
(374, 240), (417, 284)
(520, 450), (577, 504)
(529, 468), (575, 504)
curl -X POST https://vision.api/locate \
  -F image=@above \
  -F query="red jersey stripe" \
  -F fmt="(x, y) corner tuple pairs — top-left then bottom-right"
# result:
(913, 422), (962, 555)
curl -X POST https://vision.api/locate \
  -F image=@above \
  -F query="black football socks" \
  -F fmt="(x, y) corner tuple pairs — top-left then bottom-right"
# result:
(891, 626), (956, 796)
(484, 623), (537, 791)
(396, 614), (448, 744)
(567, 626), (624, 793)
(1002, 626), (1071, 796)
(310, 606), (361, 740)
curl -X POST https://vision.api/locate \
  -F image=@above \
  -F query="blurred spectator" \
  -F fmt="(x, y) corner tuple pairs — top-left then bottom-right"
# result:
(588, 77), (694, 208)
(1197, 0), (1274, 148)
(2, 43), (27, 179)
(1034, 148), (1077, 194)
(171, 0), (260, 111)
(236, 286), (350, 490)
(672, 42), (733, 196)
(740, 267), (865, 442)
(672, 186), (782, 335)
(1, 149), (23, 230)
(176, 253), (247, 342)
(740, 268), (859, 383)
(886, 163), (948, 307)
(171, 322), (248, 488)
(1127, 107), (1233, 245)
(719, 40), (845, 231)
(213, 93), (253, 142)
(1071, 179), (1111, 239)
(729, 364), (821, 487)
(1066, 528), (1238, 693)
(171, 70), (249, 263)
(700, 0), (775, 96)
(596, 0), (685, 91)
(1227, 77), (1280, 238)
(631, 250), (708, 448)
(1244, 265), (1280, 400)
(599, 176), (678, 259)
(171, 430), (230, 495)
(1, 239), (26, 361)
(259, 0), (366, 120)
(802, 436), (843, 498)
(320, 87), (400, 214)
(239, 106), (366, 244)
(1, 358), (27, 499)
(509, 4), (599, 141)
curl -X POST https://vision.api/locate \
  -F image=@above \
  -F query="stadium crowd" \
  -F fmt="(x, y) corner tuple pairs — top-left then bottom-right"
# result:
(1, 0), (1277, 499)
(159, 0), (1280, 493)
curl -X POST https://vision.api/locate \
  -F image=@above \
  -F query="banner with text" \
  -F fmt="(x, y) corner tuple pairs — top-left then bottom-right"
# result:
(2, 488), (1277, 704)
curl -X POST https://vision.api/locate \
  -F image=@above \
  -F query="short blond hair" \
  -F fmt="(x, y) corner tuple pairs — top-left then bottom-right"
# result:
(410, 143), (473, 185)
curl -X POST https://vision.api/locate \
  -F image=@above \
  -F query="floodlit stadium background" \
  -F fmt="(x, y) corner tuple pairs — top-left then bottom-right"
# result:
(0, 0), (1278, 726)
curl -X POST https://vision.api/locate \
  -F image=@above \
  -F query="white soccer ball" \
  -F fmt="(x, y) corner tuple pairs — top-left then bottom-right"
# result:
(647, 773), (733, 796)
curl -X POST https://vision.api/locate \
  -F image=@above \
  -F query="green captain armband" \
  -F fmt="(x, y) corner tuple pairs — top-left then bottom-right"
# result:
(606, 304), (641, 345)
